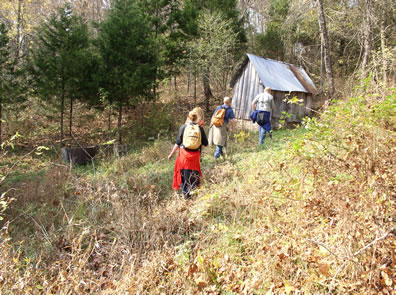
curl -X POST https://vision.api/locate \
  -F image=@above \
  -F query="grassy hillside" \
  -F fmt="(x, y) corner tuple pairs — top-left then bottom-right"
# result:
(1, 85), (395, 294)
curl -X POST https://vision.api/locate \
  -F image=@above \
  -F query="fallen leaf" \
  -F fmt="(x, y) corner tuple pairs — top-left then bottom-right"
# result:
(278, 253), (288, 261)
(188, 263), (198, 277)
(318, 263), (330, 276)
(196, 278), (207, 290)
(381, 271), (392, 287)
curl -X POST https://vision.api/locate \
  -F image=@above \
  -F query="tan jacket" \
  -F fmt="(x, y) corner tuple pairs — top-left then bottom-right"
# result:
(208, 124), (228, 147)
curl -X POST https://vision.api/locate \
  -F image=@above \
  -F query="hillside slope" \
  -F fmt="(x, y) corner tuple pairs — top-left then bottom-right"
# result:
(1, 86), (395, 294)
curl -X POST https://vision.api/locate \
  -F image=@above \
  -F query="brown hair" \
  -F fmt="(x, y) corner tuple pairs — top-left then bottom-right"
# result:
(186, 107), (204, 124)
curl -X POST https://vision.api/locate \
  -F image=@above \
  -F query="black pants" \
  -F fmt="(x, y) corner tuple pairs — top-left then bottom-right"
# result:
(181, 169), (200, 198)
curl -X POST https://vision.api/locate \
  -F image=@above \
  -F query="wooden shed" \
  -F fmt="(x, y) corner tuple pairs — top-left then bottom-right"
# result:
(231, 54), (317, 129)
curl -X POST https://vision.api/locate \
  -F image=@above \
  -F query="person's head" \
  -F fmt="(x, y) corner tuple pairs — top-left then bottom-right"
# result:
(187, 110), (198, 123)
(265, 87), (272, 94)
(192, 107), (204, 122)
(224, 96), (231, 106)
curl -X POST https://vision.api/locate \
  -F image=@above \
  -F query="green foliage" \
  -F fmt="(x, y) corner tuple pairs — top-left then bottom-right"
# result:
(30, 4), (92, 103)
(181, 0), (247, 90)
(0, 131), (21, 150)
(28, 4), (93, 142)
(0, 131), (21, 221)
(0, 23), (11, 94)
(127, 104), (175, 141)
(254, 25), (285, 60)
(182, 0), (247, 45)
(186, 10), (241, 92)
(0, 22), (25, 144)
(233, 130), (250, 143)
(0, 192), (7, 221)
(139, 0), (185, 78)
(95, 0), (158, 108)
(279, 111), (292, 128)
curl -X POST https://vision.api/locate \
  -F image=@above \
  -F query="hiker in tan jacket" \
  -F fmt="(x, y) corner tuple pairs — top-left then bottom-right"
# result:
(208, 97), (236, 159)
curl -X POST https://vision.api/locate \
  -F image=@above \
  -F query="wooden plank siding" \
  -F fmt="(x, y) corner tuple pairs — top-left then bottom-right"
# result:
(232, 60), (313, 129)
(232, 61), (264, 120)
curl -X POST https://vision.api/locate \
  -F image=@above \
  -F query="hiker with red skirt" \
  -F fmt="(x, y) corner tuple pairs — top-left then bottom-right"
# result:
(186, 106), (205, 128)
(168, 110), (208, 199)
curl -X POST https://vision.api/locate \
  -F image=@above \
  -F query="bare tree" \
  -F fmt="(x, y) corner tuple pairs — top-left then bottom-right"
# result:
(361, 0), (372, 79)
(313, 0), (334, 96)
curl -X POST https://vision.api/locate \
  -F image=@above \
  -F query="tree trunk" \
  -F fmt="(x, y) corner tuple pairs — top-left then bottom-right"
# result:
(320, 42), (324, 93)
(69, 97), (73, 136)
(15, 0), (23, 64)
(117, 103), (122, 144)
(361, 0), (372, 79)
(108, 108), (111, 130)
(0, 102), (2, 145)
(380, 21), (387, 85)
(203, 71), (213, 112)
(60, 93), (65, 146)
(315, 0), (335, 96)
(187, 69), (191, 97)
(194, 68), (197, 104)
(393, 65), (396, 86)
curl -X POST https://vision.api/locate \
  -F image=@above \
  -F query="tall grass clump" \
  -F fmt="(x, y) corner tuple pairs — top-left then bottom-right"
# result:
(0, 84), (394, 294)
(0, 137), (205, 294)
(115, 85), (395, 294)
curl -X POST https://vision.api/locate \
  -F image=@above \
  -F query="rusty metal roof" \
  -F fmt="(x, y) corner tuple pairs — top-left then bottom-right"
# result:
(243, 54), (317, 94)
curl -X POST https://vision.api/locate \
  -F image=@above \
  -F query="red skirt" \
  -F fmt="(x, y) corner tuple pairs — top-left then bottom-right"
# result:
(172, 148), (202, 190)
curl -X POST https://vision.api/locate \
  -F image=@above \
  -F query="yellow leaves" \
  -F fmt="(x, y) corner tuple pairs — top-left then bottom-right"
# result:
(283, 280), (296, 295)
(196, 254), (204, 265)
(318, 245), (330, 256)
(210, 223), (229, 233)
(380, 270), (393, 287)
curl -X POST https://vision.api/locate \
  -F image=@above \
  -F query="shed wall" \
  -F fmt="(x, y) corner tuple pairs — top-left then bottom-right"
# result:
(232, 63), (313, 129)
(232, 61), (264, 120)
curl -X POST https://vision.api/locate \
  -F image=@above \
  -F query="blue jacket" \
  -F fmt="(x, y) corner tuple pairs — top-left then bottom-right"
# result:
(251, 110), (271, 128)
(250, 110), (264, 124)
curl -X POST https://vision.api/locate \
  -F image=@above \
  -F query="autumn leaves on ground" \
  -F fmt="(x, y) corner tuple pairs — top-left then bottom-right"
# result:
(1, 85), (395, 294)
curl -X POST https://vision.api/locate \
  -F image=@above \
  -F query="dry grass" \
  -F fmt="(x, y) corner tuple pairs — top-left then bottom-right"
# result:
(1, 85), (395, 294)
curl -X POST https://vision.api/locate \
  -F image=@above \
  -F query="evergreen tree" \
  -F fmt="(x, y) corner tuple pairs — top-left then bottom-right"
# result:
(0, 22), (11, 145)
(95, 0), (158, 144)
(29, 4), (92, 145)
(0, 22), (24, 145)
(136, 0), (185, 95)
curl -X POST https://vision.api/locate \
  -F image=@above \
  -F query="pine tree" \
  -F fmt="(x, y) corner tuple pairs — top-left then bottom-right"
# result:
(95, 0), (158, 144)
(0, 23), (13, 145)
(139, 0), (184, 94)
(29, 4), (92, 145)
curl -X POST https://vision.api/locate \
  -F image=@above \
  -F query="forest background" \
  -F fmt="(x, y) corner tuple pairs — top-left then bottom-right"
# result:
(0, 0), (395, 294)
(0, 0), (394, 147)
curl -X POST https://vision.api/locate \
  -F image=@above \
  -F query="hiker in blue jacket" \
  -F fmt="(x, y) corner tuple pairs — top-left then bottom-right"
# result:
(251, 87), (275, 145)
